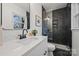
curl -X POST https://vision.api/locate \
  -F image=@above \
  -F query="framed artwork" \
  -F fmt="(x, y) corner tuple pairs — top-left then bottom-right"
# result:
(35, 15), (41, 27)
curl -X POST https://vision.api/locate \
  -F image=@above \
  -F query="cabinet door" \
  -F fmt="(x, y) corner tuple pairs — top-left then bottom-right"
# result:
(23, 39), (47, 56)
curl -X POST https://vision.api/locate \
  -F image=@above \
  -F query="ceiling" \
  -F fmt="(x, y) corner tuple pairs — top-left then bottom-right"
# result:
(15, 3), (30, 12)
(15, 3), (67, 12)
(42, 3), (67, 12)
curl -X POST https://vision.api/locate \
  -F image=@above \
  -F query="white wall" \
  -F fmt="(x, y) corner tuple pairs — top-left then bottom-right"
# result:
(72, 30), (79, 56)
(30, 3), (42, 35)
(0, 3), (1, 26)
(2, 3), (42, 43)
(2, 3), (26, 42)
(0, 4), (2, 45)
(2, 3), (42, 42)
(2, 3), (27, 29)
(71, 3), (79, 56)
(71, 3), (79, 29)
(0, 27), (2, 45)
(46, 11), (52, 32)
(2, 30), (22, 42)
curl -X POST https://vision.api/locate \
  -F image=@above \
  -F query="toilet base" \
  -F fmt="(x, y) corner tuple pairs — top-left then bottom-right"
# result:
(48, 51), (54, 56)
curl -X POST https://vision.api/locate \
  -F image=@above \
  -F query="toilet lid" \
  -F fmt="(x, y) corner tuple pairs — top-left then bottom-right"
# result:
(48, 43), (55, 49)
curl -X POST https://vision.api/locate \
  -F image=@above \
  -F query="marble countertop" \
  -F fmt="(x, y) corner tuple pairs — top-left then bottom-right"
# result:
(0, 36), (46, 56)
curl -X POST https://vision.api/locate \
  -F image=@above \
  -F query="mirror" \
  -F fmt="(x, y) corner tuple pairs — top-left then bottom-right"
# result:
(13, 3), (30, 29)
(2, 3), (30, 29)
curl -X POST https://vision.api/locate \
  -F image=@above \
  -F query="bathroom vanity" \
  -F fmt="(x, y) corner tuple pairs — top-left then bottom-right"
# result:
(0, 36), (47, 56)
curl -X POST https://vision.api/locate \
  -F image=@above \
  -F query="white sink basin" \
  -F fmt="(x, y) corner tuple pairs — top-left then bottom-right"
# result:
(12, 38), (39, 53)
(17, 38), (36, 45)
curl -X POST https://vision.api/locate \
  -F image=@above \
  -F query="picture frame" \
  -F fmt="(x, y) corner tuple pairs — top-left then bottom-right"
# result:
(35, 15), (41, 27)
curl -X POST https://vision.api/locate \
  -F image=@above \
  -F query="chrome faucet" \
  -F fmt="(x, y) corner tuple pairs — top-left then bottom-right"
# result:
(19, 29), (28, 39)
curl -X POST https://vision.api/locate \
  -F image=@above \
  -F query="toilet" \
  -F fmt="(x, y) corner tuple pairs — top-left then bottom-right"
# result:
(48, 43), (56, 56)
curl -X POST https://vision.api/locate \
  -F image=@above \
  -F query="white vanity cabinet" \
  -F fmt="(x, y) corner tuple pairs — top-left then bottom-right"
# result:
(23, 38), (48, 56)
